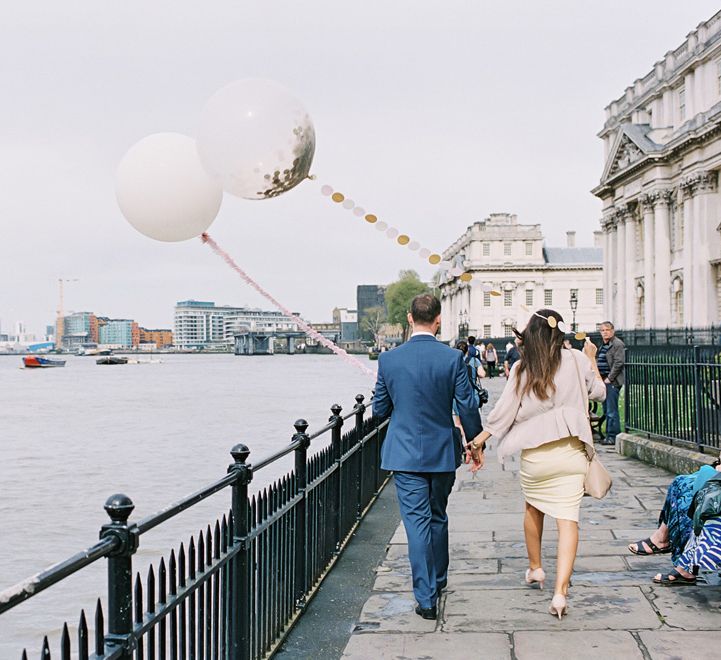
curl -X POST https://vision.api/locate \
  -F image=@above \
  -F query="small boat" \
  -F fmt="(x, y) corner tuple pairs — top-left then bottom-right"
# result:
(96, 356), (128, 365)
(23, 356), (66, 368)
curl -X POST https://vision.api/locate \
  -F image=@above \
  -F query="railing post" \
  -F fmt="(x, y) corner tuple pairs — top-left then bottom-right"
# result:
(692, 346), (704, 452)
(354, 394), (366, 520)
(329, 405), (344, 551)
(228, 443), (252, 660)
(292, 419), (310, 608)
(100, 494), (139, 660)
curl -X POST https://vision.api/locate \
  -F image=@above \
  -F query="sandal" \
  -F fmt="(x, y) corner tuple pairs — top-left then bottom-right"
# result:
(653, 569), (697, 586)
(629, 537), (671, 556)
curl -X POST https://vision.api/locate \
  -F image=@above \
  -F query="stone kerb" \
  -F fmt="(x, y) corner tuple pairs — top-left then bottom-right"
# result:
(617, 432), (718, 474)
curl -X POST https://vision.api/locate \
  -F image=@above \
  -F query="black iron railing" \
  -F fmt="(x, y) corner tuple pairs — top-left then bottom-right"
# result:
(625, 345), (721, 452)
(0, 394), (389, 660)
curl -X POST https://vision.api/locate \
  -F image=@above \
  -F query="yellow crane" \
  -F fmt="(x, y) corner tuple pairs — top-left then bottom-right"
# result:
(56, 278), (78, 350)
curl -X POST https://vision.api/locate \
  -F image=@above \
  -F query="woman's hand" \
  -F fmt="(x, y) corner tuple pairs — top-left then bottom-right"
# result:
(583, 338), (597, 360)
(465, 434), (487, 473)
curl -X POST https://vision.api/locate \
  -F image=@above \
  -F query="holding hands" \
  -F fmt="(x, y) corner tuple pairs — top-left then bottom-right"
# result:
(465, 431), (491, 473)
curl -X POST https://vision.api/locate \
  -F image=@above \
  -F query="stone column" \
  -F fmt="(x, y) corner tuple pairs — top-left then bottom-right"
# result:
(640, 195), (656, 327)
(694, 171), (718, 325)
(681, 179), (695, 325)
(615, 207), (627, 328)
(653, 190), (673, 327)
(624, 208), (638, 327)
(608, 219), (618, 324)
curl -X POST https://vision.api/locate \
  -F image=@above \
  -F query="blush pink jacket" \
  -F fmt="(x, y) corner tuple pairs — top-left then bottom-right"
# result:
(484, 349), (606, 463)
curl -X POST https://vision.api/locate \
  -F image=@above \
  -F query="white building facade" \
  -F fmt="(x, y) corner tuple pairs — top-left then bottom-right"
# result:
(174, 300), (299, 349)
(593, 10), (721, 328)
(439, 213), (604, 343)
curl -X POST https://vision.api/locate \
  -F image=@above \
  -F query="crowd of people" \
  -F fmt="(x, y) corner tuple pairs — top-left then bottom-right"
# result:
(373, 294), (721, 623)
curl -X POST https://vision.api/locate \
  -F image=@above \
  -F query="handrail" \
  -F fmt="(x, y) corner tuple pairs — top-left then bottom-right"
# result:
(0, 536), (119, 615)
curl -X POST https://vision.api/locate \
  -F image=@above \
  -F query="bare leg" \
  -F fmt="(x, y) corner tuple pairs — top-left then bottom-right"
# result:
(524, 502), (545, 570)
(555, 519), (578, 596)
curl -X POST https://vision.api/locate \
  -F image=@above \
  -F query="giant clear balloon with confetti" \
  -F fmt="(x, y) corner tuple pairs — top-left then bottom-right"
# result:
(116, 133), (223, 242)
(197, 79), (315, 200)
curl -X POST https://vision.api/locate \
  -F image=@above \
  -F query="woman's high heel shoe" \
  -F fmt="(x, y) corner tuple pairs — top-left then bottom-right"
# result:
(525, 567), (546, 590)
(549, 593), (568, 620)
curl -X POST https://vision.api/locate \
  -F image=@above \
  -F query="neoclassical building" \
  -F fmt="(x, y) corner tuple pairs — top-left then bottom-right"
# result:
(593, 10), (721, 328)
(439, 213), (603, 342)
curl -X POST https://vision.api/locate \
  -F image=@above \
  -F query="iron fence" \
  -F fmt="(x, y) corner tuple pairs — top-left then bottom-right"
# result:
(625, 345), (721, 452)
(0, 394), (389, 660)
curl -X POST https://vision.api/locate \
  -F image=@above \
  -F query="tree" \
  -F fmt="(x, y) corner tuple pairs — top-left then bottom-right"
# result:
(385, 270), (430, 340)
(361, 306), (386, 348)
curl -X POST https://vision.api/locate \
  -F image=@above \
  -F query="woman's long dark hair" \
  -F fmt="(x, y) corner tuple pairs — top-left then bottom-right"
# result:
(514, 308), (566, 401)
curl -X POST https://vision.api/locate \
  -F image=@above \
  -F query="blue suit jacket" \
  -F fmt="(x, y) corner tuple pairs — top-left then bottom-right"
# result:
(373, 335), (482, 472)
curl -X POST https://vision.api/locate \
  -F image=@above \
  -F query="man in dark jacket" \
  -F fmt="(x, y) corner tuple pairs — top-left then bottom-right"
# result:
(596, 321), (625, 445)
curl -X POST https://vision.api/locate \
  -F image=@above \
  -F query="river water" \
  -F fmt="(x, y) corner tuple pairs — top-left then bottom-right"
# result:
(0, 353), (376, 657)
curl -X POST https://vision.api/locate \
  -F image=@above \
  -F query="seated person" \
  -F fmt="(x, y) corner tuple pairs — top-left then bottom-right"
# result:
(654, 471), (721, 586)
(628, 459), (720, 562)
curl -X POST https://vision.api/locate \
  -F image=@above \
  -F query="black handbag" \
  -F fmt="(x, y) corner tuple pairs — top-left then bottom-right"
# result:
(688, 474), (721, 535)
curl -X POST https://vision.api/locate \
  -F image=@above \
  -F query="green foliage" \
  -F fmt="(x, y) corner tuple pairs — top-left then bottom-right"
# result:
(385, 270), (430, 331)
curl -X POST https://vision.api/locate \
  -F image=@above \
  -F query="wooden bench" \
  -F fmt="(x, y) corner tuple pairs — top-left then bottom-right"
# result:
(589, 400), (605, 440)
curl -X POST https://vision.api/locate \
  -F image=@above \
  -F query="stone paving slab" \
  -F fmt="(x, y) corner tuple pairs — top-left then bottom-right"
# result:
(639, 631), (721, 659)
(342, 632), (512, 659)
(341, 378), (721, 659)
(514, 631), (645, 659)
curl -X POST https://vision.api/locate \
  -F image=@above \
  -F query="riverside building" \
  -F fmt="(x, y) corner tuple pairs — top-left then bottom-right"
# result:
(439, 213), (603, 343)
(173, 300), (300, 350)
(593, 9), (721, 328)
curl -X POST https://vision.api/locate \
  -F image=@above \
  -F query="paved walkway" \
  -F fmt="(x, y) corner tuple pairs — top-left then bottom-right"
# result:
(341, 378), (721, 659)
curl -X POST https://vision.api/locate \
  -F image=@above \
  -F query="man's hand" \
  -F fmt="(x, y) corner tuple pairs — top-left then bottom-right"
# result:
(604, 378), (611, 384)
(465, 436), (486, 473)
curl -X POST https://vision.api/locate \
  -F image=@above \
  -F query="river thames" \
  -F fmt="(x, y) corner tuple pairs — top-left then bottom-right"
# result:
(0, 353), (376, 657)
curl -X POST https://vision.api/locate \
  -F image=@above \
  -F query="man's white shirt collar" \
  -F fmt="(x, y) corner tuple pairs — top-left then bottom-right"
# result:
(411, 331), (437, 338)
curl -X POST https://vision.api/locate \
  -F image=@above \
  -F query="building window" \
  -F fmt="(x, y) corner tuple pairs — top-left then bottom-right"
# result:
(596, 288), (604, 305)
(679, 86), (685, 121)
(482, 242), (490, 256)
(525, 241), (533, 256)
(672, 276), (684, 326)
(502, 323), (514, 336)
(483, 292), (491, 306)
(503, 290), (513, 306)
(525, 289), (534, 306)
(544, 289), (553, 306)
(483, 324), (491, 338)
(504, 242), (512, 256)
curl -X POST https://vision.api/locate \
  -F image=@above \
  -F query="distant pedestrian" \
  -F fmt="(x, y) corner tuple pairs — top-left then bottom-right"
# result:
(484, 343), (497, 378)
(596, 321), (625, 446)
(504, 336), (521, 377)
(467, 335), (479, 359)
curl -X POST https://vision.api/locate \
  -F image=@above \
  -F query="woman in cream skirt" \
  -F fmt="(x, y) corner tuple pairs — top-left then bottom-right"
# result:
(466, 309), (606, 618)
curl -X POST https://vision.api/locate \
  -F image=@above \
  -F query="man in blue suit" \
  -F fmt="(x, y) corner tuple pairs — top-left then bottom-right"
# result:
(373, 294), (482, 620)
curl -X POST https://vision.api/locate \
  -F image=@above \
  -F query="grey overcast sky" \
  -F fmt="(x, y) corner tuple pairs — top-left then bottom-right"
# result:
(1, 1), (719, 335)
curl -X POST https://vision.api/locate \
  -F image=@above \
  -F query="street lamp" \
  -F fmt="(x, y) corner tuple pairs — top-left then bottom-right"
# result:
(458, 310), (468, 340)
(569, 290), (578, 333)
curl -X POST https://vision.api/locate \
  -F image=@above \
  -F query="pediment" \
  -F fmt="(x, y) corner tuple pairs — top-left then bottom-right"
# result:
(601, 125), (659, 183)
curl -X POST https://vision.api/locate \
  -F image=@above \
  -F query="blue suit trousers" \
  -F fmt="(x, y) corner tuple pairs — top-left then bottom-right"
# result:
(393, 471), (456, 609)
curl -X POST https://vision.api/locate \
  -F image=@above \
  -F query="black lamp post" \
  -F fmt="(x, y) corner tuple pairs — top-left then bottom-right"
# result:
(569, 290), (578, 333)
(458, 310), (468, 340)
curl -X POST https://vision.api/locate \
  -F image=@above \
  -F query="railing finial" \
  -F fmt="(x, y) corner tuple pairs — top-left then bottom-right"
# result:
(104, 494), (134, 523)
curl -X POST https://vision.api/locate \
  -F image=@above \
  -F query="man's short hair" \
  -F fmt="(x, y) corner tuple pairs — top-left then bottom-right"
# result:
(410, 294), (441, 324)
(600, 321), (615, 330)
(467, 336), (476, 344)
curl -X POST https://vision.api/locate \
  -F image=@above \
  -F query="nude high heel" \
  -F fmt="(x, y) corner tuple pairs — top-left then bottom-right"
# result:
(525, 567), (546, 590)
(549, 593), (568, 620)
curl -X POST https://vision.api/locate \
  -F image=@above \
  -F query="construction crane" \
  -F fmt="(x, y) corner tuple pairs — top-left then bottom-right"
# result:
(56, 278), (78, 350)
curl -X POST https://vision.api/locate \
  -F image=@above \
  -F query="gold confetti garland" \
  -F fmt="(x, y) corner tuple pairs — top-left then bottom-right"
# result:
(319, 183), (495, 288)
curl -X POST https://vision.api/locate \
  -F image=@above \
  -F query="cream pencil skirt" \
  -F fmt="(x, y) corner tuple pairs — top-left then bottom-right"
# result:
(520, 436), (587, 522)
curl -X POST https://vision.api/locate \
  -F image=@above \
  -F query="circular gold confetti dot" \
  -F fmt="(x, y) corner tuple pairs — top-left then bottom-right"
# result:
(428, 254), (441, 265)
(365, 214), (378, 224)
(547, 316), (558, 328)
(397, 235), (410, 245)
(460, 272), (473, 282)
(575, 331), (587, 341)
(490, 290), (502, 297)
(331, 192), (345, 203)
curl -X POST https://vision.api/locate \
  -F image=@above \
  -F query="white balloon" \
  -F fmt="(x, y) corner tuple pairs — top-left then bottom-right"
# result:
(197, 79), (315, 200)
(116, 133), (223, 242)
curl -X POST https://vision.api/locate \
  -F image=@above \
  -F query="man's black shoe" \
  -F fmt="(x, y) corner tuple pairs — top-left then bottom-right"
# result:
(415, 605), (437, 620)
(600, 438), (616, 446)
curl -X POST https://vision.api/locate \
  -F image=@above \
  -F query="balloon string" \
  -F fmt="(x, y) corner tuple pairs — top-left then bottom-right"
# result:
(200, 233), (376, 378)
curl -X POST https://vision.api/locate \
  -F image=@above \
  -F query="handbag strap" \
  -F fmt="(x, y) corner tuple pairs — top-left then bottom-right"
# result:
(570, 349), (596, 462)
